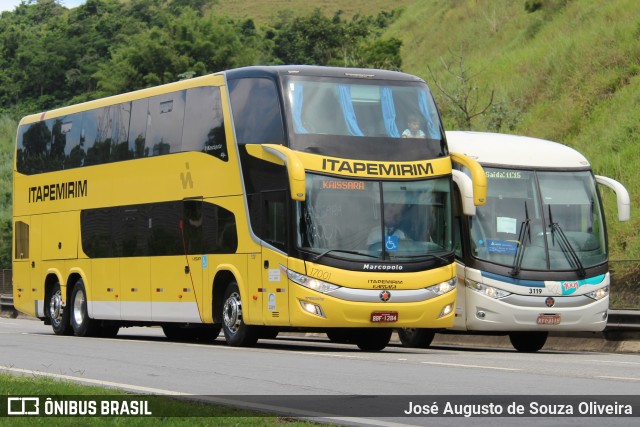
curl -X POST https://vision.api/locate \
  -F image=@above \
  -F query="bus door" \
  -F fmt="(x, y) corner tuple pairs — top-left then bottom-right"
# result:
(13, 217), (37, 317)
(259, 191), (290, 325)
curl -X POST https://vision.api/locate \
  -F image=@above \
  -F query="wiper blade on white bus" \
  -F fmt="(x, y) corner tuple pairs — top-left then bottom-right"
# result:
(548, 206), (586, 278)
(510, 201), (531, 277)
(312, 249), (379, 262)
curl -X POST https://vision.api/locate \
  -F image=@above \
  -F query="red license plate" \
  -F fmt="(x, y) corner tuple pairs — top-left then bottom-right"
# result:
(371, 311), (398, 323)
(537, 314), (561, 325)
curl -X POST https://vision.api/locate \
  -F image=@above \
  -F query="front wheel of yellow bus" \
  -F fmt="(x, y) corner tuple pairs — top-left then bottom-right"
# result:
(355, 329), (393, 352)
(222, 282), (259, 347)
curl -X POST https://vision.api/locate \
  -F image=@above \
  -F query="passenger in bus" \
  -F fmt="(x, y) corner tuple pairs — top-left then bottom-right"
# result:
(401, 114), (426, 139)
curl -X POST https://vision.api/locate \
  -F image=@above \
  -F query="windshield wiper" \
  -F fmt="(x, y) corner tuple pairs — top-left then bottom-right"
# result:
(510, 201), (531, 277)
(548, 206), (586, 278)
(313, 249), (379, 262)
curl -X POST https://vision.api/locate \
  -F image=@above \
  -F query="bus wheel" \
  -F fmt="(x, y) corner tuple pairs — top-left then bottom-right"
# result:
(259, 327), (279, 340)
(397, 328), (435, 348)
(326, 329), (356, 344)
(509, 331), (548, 353)
(222, 282), (258, 347)
(70, 280), (100, 337)
(355, 329), (392, 352)
(99, 323), (120, 338)
(49, 282), (72, 336)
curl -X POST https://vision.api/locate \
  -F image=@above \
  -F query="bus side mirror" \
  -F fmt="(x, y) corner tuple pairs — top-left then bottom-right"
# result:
(452, 170), (476, 216)
(450, 152), (486, 206)
(595, 175), (630, 222)
(245, 144), (306, 201)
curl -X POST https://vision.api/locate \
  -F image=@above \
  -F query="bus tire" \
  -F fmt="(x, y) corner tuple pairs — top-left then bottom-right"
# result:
(99, 323), (120, 338)
(70, 280), (100, 337)
(222, 282), (258, 347)
(326, 329), (357, 344)
(509, 331), (548, 353)
(397, 328), (435, 348)
(49, 282), (73, 336)
(259, 327), (279, 340)
(356, 328), (392, 352)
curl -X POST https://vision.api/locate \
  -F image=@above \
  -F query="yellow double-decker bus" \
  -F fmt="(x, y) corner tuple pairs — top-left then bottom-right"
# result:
(13, 66), (485, 351)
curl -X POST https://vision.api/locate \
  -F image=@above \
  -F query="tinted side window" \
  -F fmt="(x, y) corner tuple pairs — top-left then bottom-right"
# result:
(202, 202), (238, 254)
(148, 201), (182, 256)
(83, 107), (113, 166)
(111, 103), (133, 161)
(81, 201), (237, 257)
(147, 91), (186, 156)
(183, 87), (228, 161)
(18, 120), (53, 174)
(129, 98), (149, 158)
(228, 78), (285, 145)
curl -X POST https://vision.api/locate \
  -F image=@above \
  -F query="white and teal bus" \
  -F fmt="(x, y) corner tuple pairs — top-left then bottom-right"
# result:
(398, 131), (630, 352)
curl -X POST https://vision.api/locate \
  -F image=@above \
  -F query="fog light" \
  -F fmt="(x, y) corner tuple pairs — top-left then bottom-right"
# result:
(477, 310), (486, 319)
(438, 303), (453, 318)
(602, 311), (608, 321)
(299, 300), (326, 318)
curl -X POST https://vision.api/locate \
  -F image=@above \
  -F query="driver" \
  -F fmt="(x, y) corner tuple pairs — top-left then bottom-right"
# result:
(367, 203), (409, 247)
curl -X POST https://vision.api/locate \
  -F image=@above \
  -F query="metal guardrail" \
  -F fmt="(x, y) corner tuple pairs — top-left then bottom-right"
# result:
(605, 310), (640, 331)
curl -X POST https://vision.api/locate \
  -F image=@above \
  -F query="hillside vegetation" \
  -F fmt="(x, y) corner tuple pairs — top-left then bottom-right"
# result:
(0, 0), (638, 305)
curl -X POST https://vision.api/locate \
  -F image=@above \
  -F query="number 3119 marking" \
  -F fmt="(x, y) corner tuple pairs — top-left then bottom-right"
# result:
(529, 288), (542, 295)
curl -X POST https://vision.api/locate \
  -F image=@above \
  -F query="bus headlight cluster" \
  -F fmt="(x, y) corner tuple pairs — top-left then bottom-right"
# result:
(467, 280), (511, 299)
(283, 266), (340, 294)
(425, 278), (456, 297)
(586, 285), (609, 301)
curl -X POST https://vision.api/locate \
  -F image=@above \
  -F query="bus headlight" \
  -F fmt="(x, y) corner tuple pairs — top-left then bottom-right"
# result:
(425, 278), (456, 297)
(467, 280), (510, 299)
(586, 285), (609, 301)
(282, 266), (340, 294)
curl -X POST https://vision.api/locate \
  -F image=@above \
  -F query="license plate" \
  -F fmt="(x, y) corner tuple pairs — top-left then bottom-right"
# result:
(537, 314), (561, 325)
(371, 311), (398, 323)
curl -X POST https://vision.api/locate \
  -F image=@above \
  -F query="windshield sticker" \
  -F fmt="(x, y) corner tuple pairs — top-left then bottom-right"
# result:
(385, 235), (399, 251)
(321, 180), (365, 190)
(496, 217), (517, 234)
(486, 240), (518, 254)
(486, 171), (522, 179)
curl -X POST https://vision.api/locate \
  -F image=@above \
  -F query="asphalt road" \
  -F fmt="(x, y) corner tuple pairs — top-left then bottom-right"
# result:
(1, 317), (639, 426)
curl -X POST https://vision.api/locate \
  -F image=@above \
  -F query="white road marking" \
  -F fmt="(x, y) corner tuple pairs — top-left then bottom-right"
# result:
(421, 361), (520, 371)
(596, 375), (640, 382)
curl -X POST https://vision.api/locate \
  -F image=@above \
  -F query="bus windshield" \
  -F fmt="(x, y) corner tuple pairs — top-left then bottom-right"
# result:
(470, 168), (607, 271)
(283, 76), (446, 161)
(296, 174), (452, 261)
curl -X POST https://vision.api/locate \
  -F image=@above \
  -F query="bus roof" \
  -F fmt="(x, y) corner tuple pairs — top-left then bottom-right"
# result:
(446, 131), (591, 169)
(222, 65), (425, 83)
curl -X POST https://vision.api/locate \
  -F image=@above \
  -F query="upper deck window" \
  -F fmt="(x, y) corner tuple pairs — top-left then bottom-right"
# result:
(228, 77), (285, 146)
(16, 86), (227, 175)
(283, 76), (446, 162)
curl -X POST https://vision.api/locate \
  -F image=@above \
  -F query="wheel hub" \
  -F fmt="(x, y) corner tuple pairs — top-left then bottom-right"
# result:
(73, 289), (85, 327)
(223, 292), (242, 334)
(49, 290), (63, 326)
